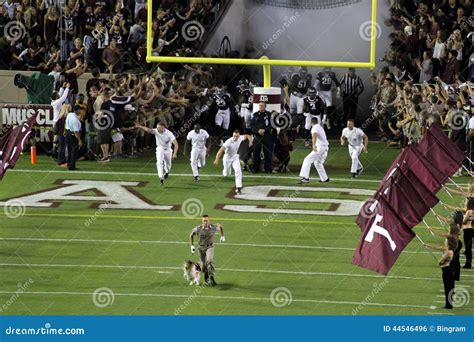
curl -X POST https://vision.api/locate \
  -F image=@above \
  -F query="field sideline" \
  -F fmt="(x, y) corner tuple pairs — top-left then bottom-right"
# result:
(0, 140), (473, 315)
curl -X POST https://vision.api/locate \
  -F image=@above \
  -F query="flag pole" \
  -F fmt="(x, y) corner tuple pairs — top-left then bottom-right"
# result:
(443, 187), (454, 199)
(448, 177), (466, 193)
(429, 208), (445, 226)
(422, 219), (436, 236)
(415, 234), (439, 262)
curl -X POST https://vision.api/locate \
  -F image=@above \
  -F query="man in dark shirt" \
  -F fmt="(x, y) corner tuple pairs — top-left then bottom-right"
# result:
(250, 102), (273, 173)
(442, 50), (460, 84)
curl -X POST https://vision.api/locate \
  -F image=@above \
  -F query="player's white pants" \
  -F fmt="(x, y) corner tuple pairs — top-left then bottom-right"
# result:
(240, 107), (252, 129)
(223, 156), (242, 188)
(290, 94), (304, 114)
(319, 90), (333, 107)
(156, 147), (172, 179)
(299, 147), (329, 181)
(215, 109), (230, 130)
(349, 145), (363, 174)
(190, 147), (206, 177)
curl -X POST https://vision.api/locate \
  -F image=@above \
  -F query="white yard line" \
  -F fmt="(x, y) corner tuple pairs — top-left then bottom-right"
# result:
(0, 262), (468, 282)
(0, 237), (433, 255)
(9, 169), (383, 184)
(9, 169), (471, 186)
(0, 290), (450, 311)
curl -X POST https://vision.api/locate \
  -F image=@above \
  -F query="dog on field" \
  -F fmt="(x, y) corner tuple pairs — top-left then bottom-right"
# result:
(183, 260), (202, 285)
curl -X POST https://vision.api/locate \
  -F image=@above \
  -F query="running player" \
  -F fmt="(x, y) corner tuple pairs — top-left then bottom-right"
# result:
(298, 117), (330, 184)
(290, 67), (312, 123)
(315, 67), (341, 129)
(184, 123), (210, 182)
(340, 119), (368, 178)
(213, 130), (252, 195)
(212, 87), (233, 145)
(237, 79), (255, 134)
(135, 122), (178, 186)
(303, 87), (325, 147)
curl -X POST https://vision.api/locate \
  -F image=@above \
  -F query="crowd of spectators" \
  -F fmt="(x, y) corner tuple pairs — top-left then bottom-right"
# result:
(0, 0), (224, 72)
(8, 0), (474, 175)
(371, 0), (474, 175)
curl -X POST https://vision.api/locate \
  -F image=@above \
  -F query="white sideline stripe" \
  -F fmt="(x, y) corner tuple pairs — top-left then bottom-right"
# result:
(10, 169), (383, 184)
(0, 262), (468, 282)
(0, 290), (443, 310)
(433, 301), (445, 303)
(0, 237), (433, 255)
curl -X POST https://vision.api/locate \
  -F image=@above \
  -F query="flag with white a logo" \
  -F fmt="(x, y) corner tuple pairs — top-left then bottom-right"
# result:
(0, 114), (37, 180)
(352, 194), (415, 275)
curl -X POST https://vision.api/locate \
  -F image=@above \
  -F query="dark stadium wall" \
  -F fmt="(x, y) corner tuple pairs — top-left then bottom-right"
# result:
(204, 0), (392, 120)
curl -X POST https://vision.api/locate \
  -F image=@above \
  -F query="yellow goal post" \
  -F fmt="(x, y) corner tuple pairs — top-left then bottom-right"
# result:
(146, 0), (378, 87)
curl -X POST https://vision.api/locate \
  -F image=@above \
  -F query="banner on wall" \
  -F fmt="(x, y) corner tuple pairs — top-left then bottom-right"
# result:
(1, 104), (54, 143)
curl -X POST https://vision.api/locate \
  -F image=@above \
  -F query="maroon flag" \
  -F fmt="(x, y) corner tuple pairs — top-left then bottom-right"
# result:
(352, 194), (416, 275)
(417, 125), (465, 181)
(0, 114), (37, 180)
(379, 177), (425, 229)
(356, 145), (438, 230)
(402, 145), (445, 192)
(398, 164), (440, 217)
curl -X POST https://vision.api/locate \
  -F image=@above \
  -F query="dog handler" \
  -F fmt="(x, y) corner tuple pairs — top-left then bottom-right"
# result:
(189, 215), (225, 286)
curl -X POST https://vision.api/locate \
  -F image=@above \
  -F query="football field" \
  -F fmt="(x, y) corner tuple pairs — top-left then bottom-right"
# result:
(0, 141), (473, 315)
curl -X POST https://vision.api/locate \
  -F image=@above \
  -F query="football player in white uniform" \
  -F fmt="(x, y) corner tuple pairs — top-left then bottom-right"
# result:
(135, 122), (178, 186)
(213, 130), (252, 195)
(340, 119), (368, 178)
(298, 117), (330, 184)
(184, 123), (210, 182)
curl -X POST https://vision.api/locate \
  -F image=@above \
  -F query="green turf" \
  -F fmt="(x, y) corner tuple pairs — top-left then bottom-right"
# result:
(0, 140), (472, 315)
